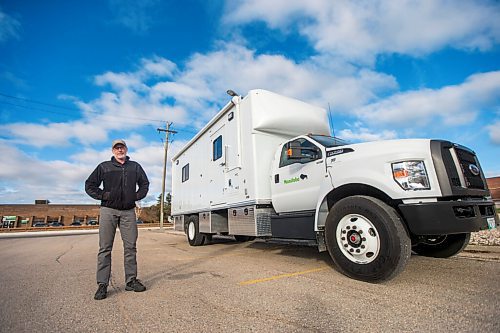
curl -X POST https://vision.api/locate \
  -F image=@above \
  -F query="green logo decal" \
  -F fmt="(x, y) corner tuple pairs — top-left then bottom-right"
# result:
(283, 177), (300, 184)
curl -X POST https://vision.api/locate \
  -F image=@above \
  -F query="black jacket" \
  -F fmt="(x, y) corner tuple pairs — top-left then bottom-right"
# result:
(85, 156), (149, 210)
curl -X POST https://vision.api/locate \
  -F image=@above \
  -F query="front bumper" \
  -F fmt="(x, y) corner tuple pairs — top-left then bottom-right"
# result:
(399, 200), (499, 235)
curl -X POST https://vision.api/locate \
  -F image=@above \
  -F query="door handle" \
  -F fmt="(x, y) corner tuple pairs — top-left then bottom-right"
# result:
(274, 174), (279, 183)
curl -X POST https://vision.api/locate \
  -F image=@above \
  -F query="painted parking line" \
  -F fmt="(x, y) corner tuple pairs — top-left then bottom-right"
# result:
(238, 266), (328, 286)
(174, 252), (247, 261)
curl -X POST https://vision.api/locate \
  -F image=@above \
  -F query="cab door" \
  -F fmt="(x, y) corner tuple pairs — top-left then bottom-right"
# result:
(271, 138), (325, 213)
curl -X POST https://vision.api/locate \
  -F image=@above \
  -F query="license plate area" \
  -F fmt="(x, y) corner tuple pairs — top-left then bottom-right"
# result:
(487, 217), (496, 230)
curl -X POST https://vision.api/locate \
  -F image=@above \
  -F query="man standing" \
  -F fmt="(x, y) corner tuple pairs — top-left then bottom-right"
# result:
(85, 139), (150, 300)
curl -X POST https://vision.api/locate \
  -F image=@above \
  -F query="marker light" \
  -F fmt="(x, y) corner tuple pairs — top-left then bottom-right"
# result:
(392, 160), (430, 191)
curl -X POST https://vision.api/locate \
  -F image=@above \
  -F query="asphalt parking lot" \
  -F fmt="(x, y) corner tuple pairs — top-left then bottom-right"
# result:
(0, 228), (499, 332)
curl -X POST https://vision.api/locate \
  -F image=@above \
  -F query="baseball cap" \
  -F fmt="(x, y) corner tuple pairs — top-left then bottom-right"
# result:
(112, 139), (127, 148)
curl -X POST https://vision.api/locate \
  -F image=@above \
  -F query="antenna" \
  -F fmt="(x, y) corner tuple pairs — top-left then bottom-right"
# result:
(328, 103), (335, 137)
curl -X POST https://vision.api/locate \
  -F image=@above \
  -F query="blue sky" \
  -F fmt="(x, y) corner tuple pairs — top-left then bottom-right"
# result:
(0, 0), (499, 205)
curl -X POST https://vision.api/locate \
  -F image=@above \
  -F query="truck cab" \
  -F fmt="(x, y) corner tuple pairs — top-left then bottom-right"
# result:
(269, 134), (498, 281)
(271, 136), (327, 213)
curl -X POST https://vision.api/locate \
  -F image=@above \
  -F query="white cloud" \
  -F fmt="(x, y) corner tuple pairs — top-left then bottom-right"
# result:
(1, 121), (109, 147)
(0, 8), (20, 42)
(140, 56), (177, 78)
(1, 56), (183, 148)
(107, 0), (160, 34)
(337, 127), (397, 142)
(0, 135), (183, 205)
(487, 119), (500, 144)
(176, 43), (397, 114)
(0, 140), (91, 203)
(1, 71), (27, 89)
(95, 72), (145, 90)
(84, 43), (397, 139)
(95, 56), (177, 89)
(353, 71), (500, 127)
(0, 117), (118, 148)
(4, 43), (498, 150)
(226, 0), (500, 63)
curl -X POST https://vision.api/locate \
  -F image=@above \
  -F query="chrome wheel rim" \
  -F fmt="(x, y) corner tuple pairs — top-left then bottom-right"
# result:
(188, 221), (195, 240)
(336, 214), (380, 264)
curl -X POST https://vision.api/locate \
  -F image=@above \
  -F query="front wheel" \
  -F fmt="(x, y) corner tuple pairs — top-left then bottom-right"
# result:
(186, 216), (205, 246)
(412, 233), (470, 258)
(325, 196), (411, 283)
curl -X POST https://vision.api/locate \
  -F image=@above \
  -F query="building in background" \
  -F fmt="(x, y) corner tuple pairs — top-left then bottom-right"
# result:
(1, 178), (496, 229)
(487, 177), (500, 209)
(0, 200), (100, 228)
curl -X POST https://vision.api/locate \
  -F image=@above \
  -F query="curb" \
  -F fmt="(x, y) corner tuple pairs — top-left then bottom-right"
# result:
(0, 227), (176, 239)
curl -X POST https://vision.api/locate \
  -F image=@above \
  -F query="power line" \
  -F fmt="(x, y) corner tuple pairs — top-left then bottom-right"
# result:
(0, 101), (77, 118)
(0, 101), (163, 127)
(0, 92), (82, 112)
(0, 92), (167, 123)
(0, 91), (202, 135)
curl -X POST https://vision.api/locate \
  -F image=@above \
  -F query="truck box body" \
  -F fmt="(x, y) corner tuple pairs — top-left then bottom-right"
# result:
(171, 89), (330, 216)
(170, 89), (499, 283)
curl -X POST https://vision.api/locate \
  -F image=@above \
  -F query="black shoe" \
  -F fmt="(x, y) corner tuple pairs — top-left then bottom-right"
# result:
(125, 278), (146, 292)
(94, 283), (107, 300)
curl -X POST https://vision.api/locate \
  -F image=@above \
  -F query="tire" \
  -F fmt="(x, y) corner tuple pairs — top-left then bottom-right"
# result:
(234, 235), (255, 242)
(186, 216), (205, 246)
(203, 234), (213, 245)
(325, 195), (411, 283)
(412, 233), (470, 258)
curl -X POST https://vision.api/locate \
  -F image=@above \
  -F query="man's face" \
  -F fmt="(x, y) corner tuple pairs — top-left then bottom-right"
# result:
(112, 144), (128, 160)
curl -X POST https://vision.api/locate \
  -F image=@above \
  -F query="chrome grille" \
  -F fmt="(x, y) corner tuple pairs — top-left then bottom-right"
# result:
(455, 148), (485, 189)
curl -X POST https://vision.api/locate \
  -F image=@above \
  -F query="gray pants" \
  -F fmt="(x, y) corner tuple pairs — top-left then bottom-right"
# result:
(97, 207), (138, 285)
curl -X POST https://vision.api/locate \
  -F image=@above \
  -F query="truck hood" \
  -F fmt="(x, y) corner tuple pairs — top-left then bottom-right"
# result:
(325, 138), (433, 165)
(324, 138), (442, 200)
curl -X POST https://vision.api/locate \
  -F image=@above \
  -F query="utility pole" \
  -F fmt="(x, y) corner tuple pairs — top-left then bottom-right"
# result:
(157, 122), (177, 231)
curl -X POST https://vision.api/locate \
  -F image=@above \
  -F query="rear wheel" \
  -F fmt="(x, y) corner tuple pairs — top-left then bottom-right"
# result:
(412, 233), (470, 258)
(186, 216), (205, 246)
(325, 195), (411, 283)
(203, 234), (213, 245)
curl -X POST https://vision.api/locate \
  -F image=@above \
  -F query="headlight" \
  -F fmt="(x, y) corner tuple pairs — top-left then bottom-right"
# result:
(392, 160), (430, 191)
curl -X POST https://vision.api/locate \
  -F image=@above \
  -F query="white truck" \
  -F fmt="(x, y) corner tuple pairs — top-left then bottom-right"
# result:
(171, 89), (499, 282)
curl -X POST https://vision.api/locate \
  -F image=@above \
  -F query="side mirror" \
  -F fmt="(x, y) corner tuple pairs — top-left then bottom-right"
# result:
(286, 143), (303, 160)
(286, 143), (320, 161)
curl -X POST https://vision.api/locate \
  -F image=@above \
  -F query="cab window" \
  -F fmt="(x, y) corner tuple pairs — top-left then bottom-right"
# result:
(279, 138), (322, 168)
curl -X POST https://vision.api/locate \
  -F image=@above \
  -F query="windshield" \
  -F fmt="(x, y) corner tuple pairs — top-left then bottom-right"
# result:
(308, 135), (349, 147)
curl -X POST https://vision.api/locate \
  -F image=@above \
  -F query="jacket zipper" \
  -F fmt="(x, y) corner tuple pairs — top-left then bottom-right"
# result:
(122, 166), (125, 209)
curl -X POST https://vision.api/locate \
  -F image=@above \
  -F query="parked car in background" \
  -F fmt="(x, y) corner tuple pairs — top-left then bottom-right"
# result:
(136, 220), (144, 224)
(33, 222), (47, 227)
(70, 221), (82, 226)
(87, 220), (98, 225)
(49, 222), (64, 227)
